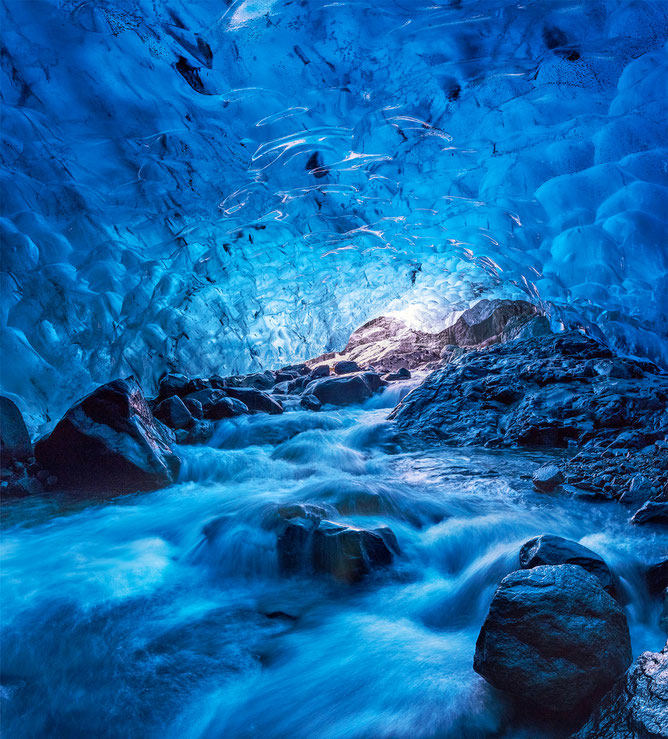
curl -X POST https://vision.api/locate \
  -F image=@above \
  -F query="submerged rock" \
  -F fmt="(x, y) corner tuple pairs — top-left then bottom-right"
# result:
(300, 394), (322, 412)
(35, 378), (180, 494)
(573, 644), (668, 739)
(0, 396), (32, 463)
(383, 368), (411, 381)
(275, 505), (398, 583)
(519, 534), (615, 595)
(532, 464), (564, 492)
(474, 565), (631, 713)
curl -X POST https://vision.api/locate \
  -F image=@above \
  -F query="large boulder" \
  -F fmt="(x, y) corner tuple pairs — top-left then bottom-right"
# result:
(35, 378), (180, 494)
(185, 389), (248, 420)
(473, 565), (632, 713)
(153, 395), (192, 430)
(305, 373), (382, 406)
(519, 534), (615, 595)
(532, 464), (564, 492)
(275, 505), (398, 583)
(573, 644), (668, 739)
(0, 397), (32, 463)
(334, 360), (361, 375)
(223, 387), (283, 415)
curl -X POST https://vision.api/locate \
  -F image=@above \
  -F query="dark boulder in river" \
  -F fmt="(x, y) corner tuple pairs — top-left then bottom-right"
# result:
(334, 360), (361, 375)
(519, 534), (615, 595)
(185, 389), (249, 420)
(154, 395), (192, 430)
(223, 387), (284, 415)
(35, 378), (180, 494)
(474, 565), (631, 713)
(275, 504), (398, 583)
(305, 373), (385, 406)
(573, 643), (668, 739)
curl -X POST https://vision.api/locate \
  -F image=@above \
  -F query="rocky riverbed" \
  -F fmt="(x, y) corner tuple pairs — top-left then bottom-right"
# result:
(1, 299), (667, 737)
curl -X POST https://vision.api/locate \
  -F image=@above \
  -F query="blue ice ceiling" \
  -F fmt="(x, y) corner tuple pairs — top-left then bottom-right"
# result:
(1, 0), (667, 425)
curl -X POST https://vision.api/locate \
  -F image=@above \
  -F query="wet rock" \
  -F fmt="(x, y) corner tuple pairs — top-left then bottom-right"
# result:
(573, 644), (668, 739)
(153, 395), (192, 430)
(241, 371), (275, 390)
(275, 506), (398, 583)
(383, 367), (411, 381)
(646, 560), (668, 595)
(35, 378), (180, 494)
(473, 565), (632, 713)
(519, 534), (615, 594)
(183, 397), (204, 420)
(334, 360), (361, 375)
(312, 521), (398, 584)
(185, 389), (249, 420)
(0, 396), (32, 463)
(156, 373), (190, 401)
(532, 464), (564, 492)
(631, 501), (668, 525)
(309, 364), (330, 380)
(300, 394), (322, 412)
(175, 419), (214, 445)
(305, 374), (376, 406)
(223, 387), (283, 415)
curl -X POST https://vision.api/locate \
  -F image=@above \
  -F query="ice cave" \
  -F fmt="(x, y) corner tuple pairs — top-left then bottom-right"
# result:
(1, 0), (667, 737)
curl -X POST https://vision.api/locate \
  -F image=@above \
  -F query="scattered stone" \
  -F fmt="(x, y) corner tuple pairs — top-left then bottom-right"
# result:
(185, 389), (249, 420)
(300, 394), (322, 412)
(156, 373), (190, 400)
(153, 395), (192, 430)
(35, 378), (180, 494)
(473, 565), (632, 713)
(223, 387), (283, 415)
(0, 397), (32, 463)
(334, 360), (361, 375)
(383, 367), (412, 381)
(519, 534), (615, 594)
(532, 464), (564, 492)
(573, 644), (668, 739)
(241, 371), (275, 390)
(309, 364), (330, 380)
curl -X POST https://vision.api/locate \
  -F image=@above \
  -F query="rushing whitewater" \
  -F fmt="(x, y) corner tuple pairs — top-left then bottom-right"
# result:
(2, 388), (664, 737)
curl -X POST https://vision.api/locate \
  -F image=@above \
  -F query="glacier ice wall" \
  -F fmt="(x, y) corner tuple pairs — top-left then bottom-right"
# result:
(1, 0), (667, 426)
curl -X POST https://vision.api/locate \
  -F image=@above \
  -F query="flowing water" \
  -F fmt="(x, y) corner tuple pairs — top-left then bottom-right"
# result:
(2, 384), (665, 737)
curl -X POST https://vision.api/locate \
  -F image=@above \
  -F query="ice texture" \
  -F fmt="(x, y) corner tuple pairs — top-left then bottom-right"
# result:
(1, 0), (667, 427)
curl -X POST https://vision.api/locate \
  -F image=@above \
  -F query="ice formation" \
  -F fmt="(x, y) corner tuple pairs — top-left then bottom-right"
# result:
(1, 0), (667, 427)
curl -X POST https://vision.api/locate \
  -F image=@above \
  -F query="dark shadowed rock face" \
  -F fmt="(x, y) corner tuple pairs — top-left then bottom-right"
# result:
(438, 299), (538, 347)
(631, 501), (668, 526)
(573, 644), (668, 739)
(35, 378), (180, 495)
(0, 397), (32, 463)
(519, 535), (615, 595)
(389, 332), (668, 465)
(473, 565), (632, 713)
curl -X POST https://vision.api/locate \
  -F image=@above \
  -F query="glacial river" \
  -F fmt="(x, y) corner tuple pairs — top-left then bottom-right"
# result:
(2, 384), (665, 737)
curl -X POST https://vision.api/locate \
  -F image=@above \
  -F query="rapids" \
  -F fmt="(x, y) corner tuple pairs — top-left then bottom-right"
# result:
(1, 388), (665, 737)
